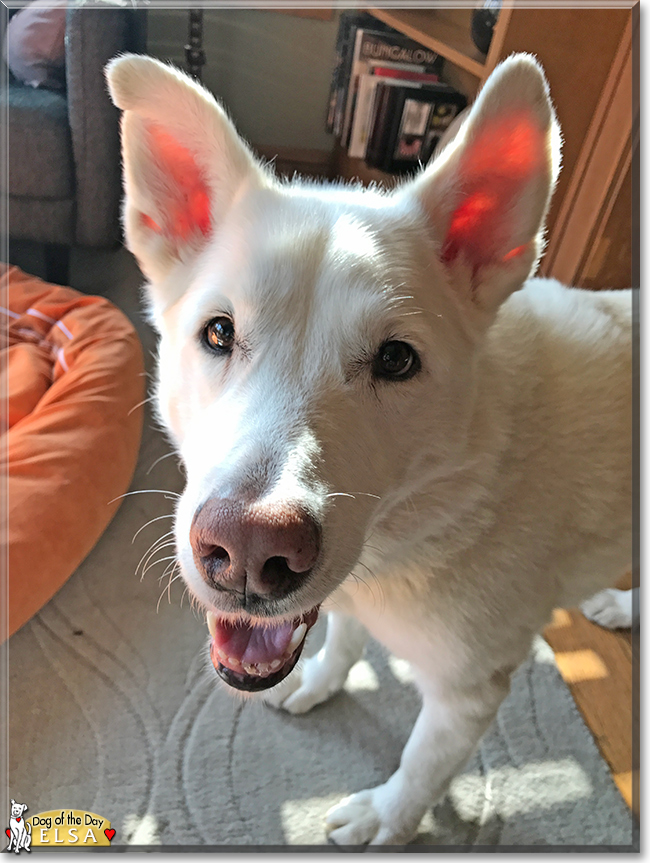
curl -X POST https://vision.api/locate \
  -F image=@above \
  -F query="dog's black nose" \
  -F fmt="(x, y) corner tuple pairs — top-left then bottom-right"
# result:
(190, 499), (320, 600)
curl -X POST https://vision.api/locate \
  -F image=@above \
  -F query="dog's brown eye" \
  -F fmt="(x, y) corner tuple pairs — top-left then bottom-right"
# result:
(374, 340), (420, 381)
(204, 316), (235, 353)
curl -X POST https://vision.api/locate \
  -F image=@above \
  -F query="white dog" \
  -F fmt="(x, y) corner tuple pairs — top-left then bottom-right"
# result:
(6, 801), (31, 854)
(106, 53), (632, 845)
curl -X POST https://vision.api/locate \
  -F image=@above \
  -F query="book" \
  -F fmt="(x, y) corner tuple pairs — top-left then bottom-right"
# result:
(348, 70), (426, 160)
(341, 27), (443, 149)
(325, 12), (351, 133)
(370, 66), (442, 83)
(327, 11), (364, 137)
(366, 83), (467, 174)
(347, 65), (441, 159)
(330, 12), (393, 139)
(365, 82), (403, 170)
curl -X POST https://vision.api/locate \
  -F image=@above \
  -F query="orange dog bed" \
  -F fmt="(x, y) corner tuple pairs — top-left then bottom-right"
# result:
(2, 264), (145, 638)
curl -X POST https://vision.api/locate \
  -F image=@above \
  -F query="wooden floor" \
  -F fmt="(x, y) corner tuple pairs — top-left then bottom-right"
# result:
(543, 572), (638, 817)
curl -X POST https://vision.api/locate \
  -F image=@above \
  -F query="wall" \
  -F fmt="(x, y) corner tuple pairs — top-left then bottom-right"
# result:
(146, 8), (340, 153)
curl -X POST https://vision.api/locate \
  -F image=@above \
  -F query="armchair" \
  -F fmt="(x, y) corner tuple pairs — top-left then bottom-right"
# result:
(3, 3), (146, 283)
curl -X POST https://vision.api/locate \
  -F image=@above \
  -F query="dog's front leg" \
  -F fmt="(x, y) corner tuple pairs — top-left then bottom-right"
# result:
(264, 611), (367, 713)
(326, 672), (509, 846)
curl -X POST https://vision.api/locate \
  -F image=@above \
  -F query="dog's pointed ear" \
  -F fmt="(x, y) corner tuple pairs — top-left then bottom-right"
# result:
(105, 54), (267, 286)
(406, 53), (561, 316)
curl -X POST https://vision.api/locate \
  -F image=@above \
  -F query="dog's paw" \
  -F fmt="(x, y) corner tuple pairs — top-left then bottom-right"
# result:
(581, 588), (633, 629)
(326, 791), (380, 845)
(325, 787), (416, 846)
(260, 669), (303, 709)
(263, 650), (348, 715)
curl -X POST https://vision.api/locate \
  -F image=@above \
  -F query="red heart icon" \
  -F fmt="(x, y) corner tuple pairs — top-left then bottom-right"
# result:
(15, 818), (21, 823)
(104, 829), (116, 842)
(5, 828), (10, 838)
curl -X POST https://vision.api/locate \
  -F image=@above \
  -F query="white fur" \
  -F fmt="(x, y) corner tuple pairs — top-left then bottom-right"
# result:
(581, 587), (636, 629)
(107, 53), (633, 845)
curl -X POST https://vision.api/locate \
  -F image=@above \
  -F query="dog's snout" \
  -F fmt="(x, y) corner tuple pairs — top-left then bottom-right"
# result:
(190, 499), (320, 600)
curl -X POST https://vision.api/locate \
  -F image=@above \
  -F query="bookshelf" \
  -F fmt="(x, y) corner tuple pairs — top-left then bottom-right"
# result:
(333, 4), (635, 290)
(368, 7), (498, 80)
(332, 6), (508, 186)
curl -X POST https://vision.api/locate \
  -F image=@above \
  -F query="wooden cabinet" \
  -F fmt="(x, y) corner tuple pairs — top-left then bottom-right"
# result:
(334, 4), (637, 290)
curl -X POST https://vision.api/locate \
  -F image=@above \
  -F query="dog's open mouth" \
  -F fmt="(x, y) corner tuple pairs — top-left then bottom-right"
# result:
(206, 606), (319, 692)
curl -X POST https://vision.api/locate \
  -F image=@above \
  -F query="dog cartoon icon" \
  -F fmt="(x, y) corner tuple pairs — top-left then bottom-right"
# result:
(5, 801), (31, 854)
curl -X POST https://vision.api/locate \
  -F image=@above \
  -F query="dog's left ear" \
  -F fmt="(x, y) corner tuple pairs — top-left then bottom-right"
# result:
(405, 53), (561, 316)
(106, 55), (267, 288)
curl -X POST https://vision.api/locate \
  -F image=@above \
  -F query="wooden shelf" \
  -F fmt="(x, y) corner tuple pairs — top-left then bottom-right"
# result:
(368, 7), (487, 78)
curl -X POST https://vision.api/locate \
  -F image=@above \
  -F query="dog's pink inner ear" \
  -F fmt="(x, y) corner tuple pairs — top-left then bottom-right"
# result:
(144, 124), (212, 242)
(441, 111), (545, 269)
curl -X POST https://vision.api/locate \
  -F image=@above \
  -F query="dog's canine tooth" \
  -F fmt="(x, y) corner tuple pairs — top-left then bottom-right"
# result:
(287, 622), (307, 655)
(270, 658), (282, 671)
(206, 610), (217, 639)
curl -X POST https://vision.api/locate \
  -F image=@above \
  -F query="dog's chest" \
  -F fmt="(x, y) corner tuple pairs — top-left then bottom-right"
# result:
(330, 578), (465, 683)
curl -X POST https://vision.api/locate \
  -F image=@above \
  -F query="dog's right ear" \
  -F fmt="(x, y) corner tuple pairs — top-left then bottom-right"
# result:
(106, 55), (267, 288)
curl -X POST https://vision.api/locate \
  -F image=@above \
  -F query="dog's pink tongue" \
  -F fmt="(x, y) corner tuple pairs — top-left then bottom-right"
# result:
(213, 617), (295, 666)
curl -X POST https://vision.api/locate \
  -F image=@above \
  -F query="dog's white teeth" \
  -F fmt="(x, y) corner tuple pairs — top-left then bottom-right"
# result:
(206, 611), (217, 639)
(215, 646), (243, 670)
(239, 661), (276, 677)
(270, 659), (282, 671)
(288, 622), (307, 655)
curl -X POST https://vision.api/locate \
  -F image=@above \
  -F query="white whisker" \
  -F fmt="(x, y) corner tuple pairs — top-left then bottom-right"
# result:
(157, 573), (179, 612)
(180, 585), (191, 609)
(146, 451), (178, 475)
(144, 554), (177, 580)
(137, 535), (176, 579)
(108, 489), (181, 505)
(158, 557), (181, 582)
(128, 395), (156, 416)
(132, 513), (175, 544)
(141, 544), (177, 580)
(137, 529), (175, 562)
(325, 491), (381, 500)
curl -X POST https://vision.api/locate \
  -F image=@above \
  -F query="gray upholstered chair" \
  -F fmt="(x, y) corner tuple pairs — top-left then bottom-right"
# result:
(3, 3), (147, 283)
